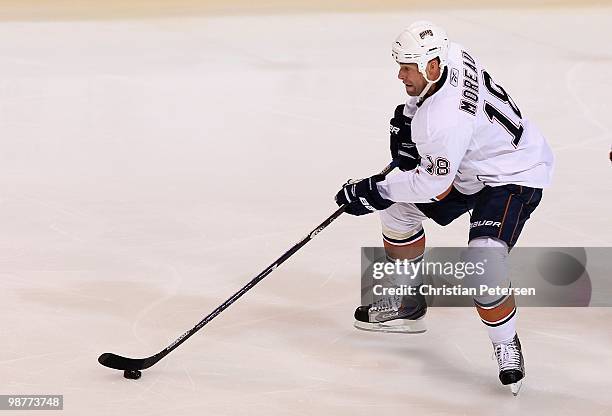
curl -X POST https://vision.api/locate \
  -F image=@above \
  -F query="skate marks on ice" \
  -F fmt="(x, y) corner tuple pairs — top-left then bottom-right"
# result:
(0, 6), (611, 416)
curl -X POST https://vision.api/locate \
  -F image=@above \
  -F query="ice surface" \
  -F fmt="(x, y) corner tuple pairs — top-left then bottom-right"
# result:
(0, 5), (611, 415)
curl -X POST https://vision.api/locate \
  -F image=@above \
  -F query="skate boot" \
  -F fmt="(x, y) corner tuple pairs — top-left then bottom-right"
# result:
(493, 334), (525, 396)
(354, 289), (427, 333)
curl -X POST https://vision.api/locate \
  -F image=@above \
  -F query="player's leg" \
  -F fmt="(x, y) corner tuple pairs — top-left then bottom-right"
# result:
(467, 184), (543, 395)
(354, 187), (477, 333)
(467, 236), (524, 395)
(354, 202), (428, 333)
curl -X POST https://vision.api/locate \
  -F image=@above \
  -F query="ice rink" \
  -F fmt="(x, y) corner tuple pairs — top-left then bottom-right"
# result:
(1, 2), (611, 415)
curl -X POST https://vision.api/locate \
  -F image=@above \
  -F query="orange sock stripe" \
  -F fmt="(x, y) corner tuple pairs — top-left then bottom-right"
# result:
(482, 307), (516, 327)
(476, 295), (516, 324)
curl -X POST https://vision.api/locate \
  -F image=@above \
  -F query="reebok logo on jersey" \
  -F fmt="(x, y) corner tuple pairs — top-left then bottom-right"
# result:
(470, 220), (501, 229)
(450, 68), (459, 87)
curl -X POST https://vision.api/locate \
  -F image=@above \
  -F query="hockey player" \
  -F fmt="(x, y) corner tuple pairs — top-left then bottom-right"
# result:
(334, 21), (554, 395)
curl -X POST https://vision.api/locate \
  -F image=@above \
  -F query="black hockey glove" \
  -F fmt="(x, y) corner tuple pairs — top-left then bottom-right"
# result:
(334, 175), (394, 216)
(390, 104), (420, 171)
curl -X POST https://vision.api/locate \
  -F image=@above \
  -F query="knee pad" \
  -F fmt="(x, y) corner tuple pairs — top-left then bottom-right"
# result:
(379, 202), (428, 242)
(463, 237), (510, 307)
(467, 238), (516, 329)
(468, 236), (508, 249)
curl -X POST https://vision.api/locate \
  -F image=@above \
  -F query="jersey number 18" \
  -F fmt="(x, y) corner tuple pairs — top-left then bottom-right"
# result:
(482, 70), (524, 148)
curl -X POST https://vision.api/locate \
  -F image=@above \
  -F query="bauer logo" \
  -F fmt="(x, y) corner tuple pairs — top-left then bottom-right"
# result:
(390, 125), (400, 134)
(470, 220), (502, 229)
(359, 197), (376, 212)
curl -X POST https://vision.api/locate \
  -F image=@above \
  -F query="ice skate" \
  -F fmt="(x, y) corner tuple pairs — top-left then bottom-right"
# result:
(493, 334), (525, 396)
(354, 290), (427, 334)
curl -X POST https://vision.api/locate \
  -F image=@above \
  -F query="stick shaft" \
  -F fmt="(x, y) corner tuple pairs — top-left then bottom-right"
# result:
(166, 161), (397, 353)
(99, 161), (397, 370)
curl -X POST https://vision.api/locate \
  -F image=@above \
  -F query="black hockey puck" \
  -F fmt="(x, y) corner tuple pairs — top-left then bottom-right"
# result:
(123, 369), (142, 380)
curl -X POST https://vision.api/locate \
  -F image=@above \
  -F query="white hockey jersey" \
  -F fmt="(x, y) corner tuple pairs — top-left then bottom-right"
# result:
(377, 42), (554, 203)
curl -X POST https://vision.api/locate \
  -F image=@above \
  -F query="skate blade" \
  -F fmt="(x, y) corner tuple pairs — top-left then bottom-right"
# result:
(354, 318), (427, 334)
(510, 380), (523, 396)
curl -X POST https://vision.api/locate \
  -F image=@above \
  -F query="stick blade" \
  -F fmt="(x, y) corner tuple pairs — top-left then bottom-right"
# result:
(98, 353), (146, 371)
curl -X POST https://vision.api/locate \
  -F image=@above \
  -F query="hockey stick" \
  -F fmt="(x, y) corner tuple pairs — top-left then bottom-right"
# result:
(98, 161), (397, 376)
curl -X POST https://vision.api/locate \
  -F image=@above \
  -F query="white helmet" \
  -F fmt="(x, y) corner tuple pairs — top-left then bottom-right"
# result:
(392, 21), (450, 98)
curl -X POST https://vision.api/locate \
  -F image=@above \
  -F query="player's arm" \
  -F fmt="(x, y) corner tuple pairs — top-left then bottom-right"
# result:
(333, 103), (422, 216)
(390, 104), (420, 172)
(334, 106), (471, 215)
(377, 122), (471, 203)
(334, 123), (469, 215)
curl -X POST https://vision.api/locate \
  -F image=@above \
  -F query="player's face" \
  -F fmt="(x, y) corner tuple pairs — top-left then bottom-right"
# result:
(398, 63), (427, 96)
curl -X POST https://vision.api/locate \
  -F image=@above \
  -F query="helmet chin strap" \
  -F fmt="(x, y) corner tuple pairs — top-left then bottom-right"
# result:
(417, 81), (435, 102)
(416, 65), (444, 102)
